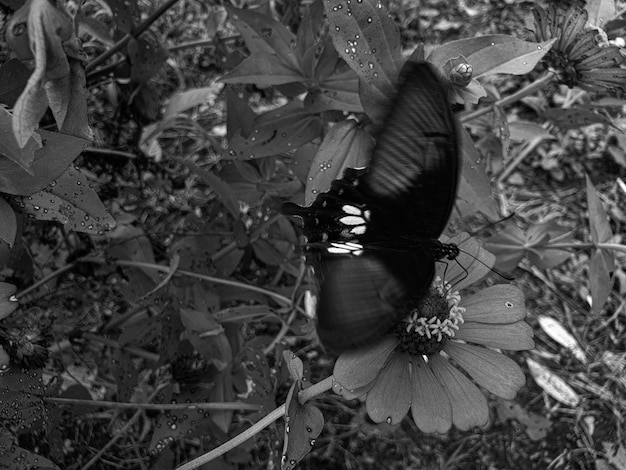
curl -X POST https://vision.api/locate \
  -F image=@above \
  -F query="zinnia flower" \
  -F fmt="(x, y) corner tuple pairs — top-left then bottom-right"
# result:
(330, 235), (535, 433)
(531, 3), (626, 93)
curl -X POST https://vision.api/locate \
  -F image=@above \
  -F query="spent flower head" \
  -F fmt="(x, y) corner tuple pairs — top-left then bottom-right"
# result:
(331, 234), (535, 433)
(531, 3), (626, 93)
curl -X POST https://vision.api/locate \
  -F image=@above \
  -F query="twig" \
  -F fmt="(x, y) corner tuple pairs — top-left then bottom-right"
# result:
(44, 396), (261, 411)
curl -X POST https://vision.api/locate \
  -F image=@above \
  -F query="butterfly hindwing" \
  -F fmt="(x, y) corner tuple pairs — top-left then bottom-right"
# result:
(313, 252), (434, 351)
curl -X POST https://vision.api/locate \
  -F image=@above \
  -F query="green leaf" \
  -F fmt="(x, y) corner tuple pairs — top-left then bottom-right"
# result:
(304, 119), (372, 205)
(16, 164), (116, 234)
(8, 0), (77, 146)
(164, 85), (222, 119)
(149, 384), (227, 455)
(586, 175), (613, 244)
(457, 129), (499, 220)
(589, 249), (615, 316)
(307, 62), (362, 113)
(58, 61), (94, 141)
(545, 107), (615, 129)
(281, 365), (324, 470)
(0, 108), (42, 173)
(484, 222), (526, 272)
(525, 221), (572, 269)
(225, 5), (299, 69)
(0, 130), (88, 195)
(0, 368), (47, 432)
(127, 36), (168, 84)
(0, 437), (59, 470)
(103, 0), (137, 33)
(177, 159), (240, 218)
(296, 0), (326, 76)
(0, 281), (18, 320)
(509, 121), (554, 141)
(0, 58), (31, 107)
(220, 52), (306, 86)
(226, 101), (323, 160)
(325, 0), (401, 118)
(0, 198), (17, 248)
(429, 35), (556, 77)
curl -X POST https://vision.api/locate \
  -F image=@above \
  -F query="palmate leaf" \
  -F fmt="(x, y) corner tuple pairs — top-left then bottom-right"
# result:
(225, 101), (323, 160)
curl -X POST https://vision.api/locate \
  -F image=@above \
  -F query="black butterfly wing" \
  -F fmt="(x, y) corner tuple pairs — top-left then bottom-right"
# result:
(282, 61), (460, 352)
(361, 61), (460, 241)
(313, 251), (433, 352)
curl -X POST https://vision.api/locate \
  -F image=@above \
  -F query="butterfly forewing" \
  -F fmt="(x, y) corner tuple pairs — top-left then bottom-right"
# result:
(362, 62), (459, 240)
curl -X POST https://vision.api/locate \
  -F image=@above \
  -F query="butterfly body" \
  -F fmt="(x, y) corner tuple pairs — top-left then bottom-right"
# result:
(283, 62), (460, 352)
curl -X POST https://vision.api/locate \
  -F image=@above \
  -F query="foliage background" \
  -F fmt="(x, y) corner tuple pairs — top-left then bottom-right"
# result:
(0, 0), (625, 469)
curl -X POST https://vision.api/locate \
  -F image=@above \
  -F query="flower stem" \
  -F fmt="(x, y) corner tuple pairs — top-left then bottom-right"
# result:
(78, 257), (297, 309)
(459, 72), (556, 124)
(175, 376), (334, 470)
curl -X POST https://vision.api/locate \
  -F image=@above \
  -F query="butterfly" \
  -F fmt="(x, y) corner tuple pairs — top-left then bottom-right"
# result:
(282, 61), (461, 352)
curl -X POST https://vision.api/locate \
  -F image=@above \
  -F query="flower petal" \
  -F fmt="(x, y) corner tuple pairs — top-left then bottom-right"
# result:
(455, 321), (535, 350)
(410, 355), (452, 433)
(444, 341), (526, 400)
(334, 336), (397, 390)
(366, 352), (412, 424)
(462, 285), (526, 323)
(430, 354), (489, 430)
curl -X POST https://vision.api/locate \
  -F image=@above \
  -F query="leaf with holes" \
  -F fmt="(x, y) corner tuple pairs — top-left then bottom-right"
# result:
(305, 120), (372, 205)
(226, 101), (323, 160)
(0, 437), (59, 470)
(281, 353), (323, 470)
(15, 164), (115, 234)
(325, 0), (401, 119)
(0, 368), (48, 432)
(0, 130), (87, 196)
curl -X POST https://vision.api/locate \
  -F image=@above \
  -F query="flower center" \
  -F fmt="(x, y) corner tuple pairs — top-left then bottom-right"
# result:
(394, 277), (465, 356)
